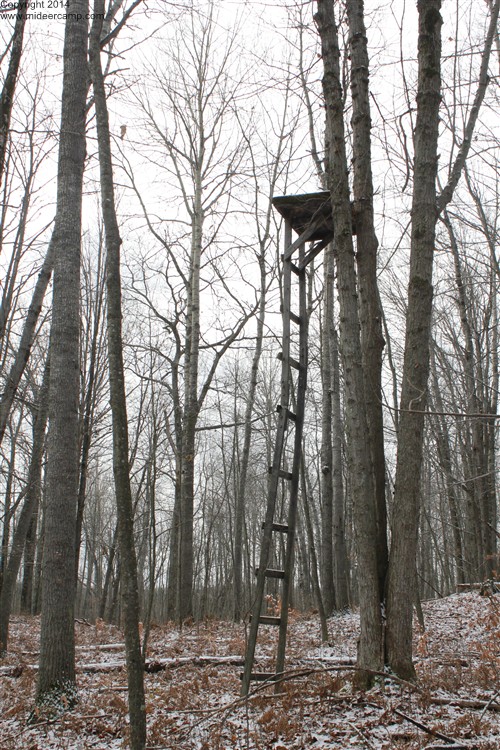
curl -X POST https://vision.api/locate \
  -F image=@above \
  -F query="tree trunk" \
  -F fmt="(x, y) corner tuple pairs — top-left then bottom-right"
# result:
(178, 172), (203, 623)
(320, 250), (335, 615)
(429, 349), (465, 585)
(347, 0), (388, 598)
(385, 0), (442, 681)
(331, 323), (350, 609)
(233, 251), (266, 621)
(301, 458), (329, 642)
(315, 0), (382, 684)
(21, 502), (40, 614)
(75, 239), (105, 582)
(0, 6), (27, 184)
(0, 241), (54, 448)
(37, 0), (88, 707)
(89, 4), (146, 746)
(165, 359), (183, 621)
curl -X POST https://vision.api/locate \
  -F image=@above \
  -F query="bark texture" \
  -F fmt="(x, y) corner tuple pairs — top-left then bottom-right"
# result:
(386, 0), (442, 681)
(37, 0), (88, 704)
(320, 251), (335, 615)
(0, 6), (27, 183)
(347, 0), (388, 597)
(315, 0), (382, 683)
(89, 3), (147, 746)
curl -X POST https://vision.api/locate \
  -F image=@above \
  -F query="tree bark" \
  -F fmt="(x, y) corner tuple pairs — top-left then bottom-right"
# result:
(0, 6), (27, 184)
(331, 323), (350, 609)
(37, 0), (88, 706)
(315, 0), (382, 684)
(89, 3), (146, 746)
(178, 188), (202, 622)
(385, 0), (442, 681)
(347, 0), (388, 598)
(320, 251), (335, 615)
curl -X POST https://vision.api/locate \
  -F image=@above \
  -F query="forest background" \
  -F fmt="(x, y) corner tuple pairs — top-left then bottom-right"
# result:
(0, 0), (499, 744)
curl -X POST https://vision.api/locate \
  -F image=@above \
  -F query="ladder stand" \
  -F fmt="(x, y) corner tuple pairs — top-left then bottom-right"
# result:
(241, 192), (334, 696)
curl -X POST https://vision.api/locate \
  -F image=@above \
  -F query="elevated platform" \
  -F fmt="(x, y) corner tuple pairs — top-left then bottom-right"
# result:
(272, 191), (334, 242)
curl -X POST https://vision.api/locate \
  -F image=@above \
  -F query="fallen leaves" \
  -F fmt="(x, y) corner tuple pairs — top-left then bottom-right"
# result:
(1, 593), (500, 748)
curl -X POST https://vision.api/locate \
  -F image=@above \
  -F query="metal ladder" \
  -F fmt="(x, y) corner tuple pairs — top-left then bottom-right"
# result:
(240, 193), (333, 696)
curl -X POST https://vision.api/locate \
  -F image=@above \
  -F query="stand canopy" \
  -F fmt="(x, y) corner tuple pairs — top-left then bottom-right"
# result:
(272, 191), (334, 242)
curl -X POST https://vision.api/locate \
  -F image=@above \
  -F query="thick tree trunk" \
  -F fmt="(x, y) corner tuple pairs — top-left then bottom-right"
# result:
(89, 4), (146, 746)
(386, 0), (442, 681)
(37, 0), (88, 706)
(315, 0), (382, 684)
(347, 0), (388, 597)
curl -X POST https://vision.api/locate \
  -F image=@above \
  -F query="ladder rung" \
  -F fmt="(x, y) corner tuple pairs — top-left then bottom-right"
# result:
(277, 352), (302, 370)
(280, 306), (302, 326)
(241, 672), (278, 682)
(276, 404), (297, 421)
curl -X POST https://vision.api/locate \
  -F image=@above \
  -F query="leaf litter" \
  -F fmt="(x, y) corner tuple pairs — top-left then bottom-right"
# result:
(1, 591), (500, 748)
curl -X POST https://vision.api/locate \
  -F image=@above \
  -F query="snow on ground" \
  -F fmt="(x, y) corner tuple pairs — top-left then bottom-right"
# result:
(1, 591), (500, 748)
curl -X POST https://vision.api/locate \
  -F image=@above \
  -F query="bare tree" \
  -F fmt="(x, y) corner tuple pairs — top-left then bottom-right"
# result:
(386, 0), (499, 679)
(89, 0), (146, 744)
(0, 6), (27, 184)
(385, 0), (443, 680)
(315, 0), (383, 683)
(36, 0), (88, 709)
(124, 1), (256, 622)
(346, 0), (388, 597)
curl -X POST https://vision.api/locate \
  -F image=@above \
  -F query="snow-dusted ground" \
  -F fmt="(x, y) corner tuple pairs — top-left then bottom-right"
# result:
(1, 591), (500, 748)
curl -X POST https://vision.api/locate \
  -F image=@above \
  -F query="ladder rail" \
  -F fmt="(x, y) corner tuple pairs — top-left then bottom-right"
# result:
(240, 221), (293, 697)
(241, 220), (314, 697)
(275, 242), (308, 687)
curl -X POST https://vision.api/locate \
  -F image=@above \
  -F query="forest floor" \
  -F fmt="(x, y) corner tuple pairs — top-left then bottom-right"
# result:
(1, 590), (500, 749)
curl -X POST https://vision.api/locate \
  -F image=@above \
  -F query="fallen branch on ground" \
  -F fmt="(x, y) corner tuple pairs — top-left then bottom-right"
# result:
(394, 707), (468, 747)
